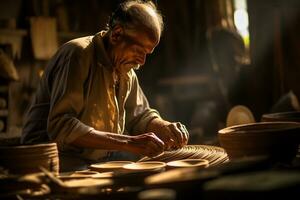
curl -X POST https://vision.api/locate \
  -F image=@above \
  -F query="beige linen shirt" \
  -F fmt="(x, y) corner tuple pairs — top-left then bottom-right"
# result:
(21, 31), (161, 160)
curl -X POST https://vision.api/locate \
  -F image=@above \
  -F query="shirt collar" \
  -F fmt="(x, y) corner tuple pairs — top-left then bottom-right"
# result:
(93, 31), (113, 70)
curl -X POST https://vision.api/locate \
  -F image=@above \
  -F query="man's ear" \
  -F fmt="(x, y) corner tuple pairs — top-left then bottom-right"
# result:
(110, 24), (124, 44)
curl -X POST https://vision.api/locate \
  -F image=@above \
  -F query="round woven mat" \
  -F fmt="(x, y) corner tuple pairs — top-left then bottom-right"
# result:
(139, 145), (229, 167)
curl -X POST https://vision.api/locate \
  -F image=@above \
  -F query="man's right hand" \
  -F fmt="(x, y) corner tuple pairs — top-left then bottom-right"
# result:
(125, 132), (165, 157)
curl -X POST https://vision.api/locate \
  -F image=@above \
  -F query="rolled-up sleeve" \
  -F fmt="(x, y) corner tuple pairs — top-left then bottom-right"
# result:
(47, 42), (93, 149)
(125, 72), (161, 134)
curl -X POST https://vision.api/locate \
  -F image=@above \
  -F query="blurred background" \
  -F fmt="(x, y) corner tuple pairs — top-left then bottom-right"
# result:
(0, 0), (300, 145)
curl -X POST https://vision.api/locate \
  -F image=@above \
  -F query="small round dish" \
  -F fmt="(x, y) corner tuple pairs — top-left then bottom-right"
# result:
(89, 161), (134, 172)
(59, 171), (114, 180)
(166, 159), (209, 169)
(226, 105), (255, 127)
(123, 161), (166, 172)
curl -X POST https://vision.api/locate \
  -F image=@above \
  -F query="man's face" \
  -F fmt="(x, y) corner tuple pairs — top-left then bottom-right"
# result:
(110, 26), (160, 74)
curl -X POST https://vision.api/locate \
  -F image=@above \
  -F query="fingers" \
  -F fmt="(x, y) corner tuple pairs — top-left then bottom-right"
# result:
(158, 127), (173, 150)
(128, 122), (189, 157)
(178, 123), (189, 145)
(145, 141), (164, 157)
(141, 133), (165, 157)
(146, 132), (165, 151)
(168, 123), (184, 148)
(167, 122), (189, 148)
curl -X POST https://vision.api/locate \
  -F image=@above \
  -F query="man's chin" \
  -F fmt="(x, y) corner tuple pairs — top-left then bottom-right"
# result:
(121, 64), (141, 72)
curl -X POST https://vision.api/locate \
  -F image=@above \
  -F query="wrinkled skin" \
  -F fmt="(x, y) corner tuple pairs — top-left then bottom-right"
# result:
(107, 24), (159, 75)
(73, 24), (189, 158)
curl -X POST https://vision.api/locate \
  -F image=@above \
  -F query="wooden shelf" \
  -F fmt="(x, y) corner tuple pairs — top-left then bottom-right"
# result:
(0, 28), (27, 36)
(0, 109), (8, 117)
(0, 28), (28, 59)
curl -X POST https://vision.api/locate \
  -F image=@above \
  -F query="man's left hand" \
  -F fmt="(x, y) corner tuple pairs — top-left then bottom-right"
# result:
(160, 122), (189, 150)
(147, 118), (189, 150)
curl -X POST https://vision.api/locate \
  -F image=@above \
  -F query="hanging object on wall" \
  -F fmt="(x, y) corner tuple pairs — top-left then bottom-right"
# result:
(29, 17), (58, 60)
(226, 105), (255, 127)
(0, 49), (19, 81)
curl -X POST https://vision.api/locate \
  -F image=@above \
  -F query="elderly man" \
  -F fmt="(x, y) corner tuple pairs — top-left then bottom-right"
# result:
(21, 0), (189, 171)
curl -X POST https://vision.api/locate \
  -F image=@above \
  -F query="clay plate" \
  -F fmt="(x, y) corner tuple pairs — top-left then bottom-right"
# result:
(167, 159), (209, 169)
(123, 161), (166, 171)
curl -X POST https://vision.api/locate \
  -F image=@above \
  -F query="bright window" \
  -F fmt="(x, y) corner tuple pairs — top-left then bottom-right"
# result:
(234, 0), (250, 48)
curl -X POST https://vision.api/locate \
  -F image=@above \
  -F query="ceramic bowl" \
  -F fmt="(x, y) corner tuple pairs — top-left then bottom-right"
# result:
(261, 111), (300, 122)
(218, 122), (300, 163)
(0, 143), (59, 175)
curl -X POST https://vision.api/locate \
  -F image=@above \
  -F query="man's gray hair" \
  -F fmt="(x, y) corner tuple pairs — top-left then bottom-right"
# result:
(107, 0), (164, 37)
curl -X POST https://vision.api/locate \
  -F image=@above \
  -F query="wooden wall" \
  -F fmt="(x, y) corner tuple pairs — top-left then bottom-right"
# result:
(2, 0), (300, 142)
(248, 0), (300, 119)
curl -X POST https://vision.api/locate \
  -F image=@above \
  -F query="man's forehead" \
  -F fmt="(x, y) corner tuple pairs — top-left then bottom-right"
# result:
(126, 29), (159, 49)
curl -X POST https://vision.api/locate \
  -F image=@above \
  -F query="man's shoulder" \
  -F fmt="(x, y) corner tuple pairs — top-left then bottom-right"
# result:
(59, 35), (94, 56)
(67, 35), (93, 48)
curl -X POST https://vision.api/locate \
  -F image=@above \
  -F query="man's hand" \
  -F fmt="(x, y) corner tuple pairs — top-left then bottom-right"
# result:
(125, 132), (165, 157)
(160, 122), (189, 150)
(147, 118), (189, 151)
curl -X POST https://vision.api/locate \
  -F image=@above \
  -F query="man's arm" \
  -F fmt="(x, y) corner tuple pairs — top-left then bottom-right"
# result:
(72, 129), (165, 157)
(47, 43), (93, 148)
